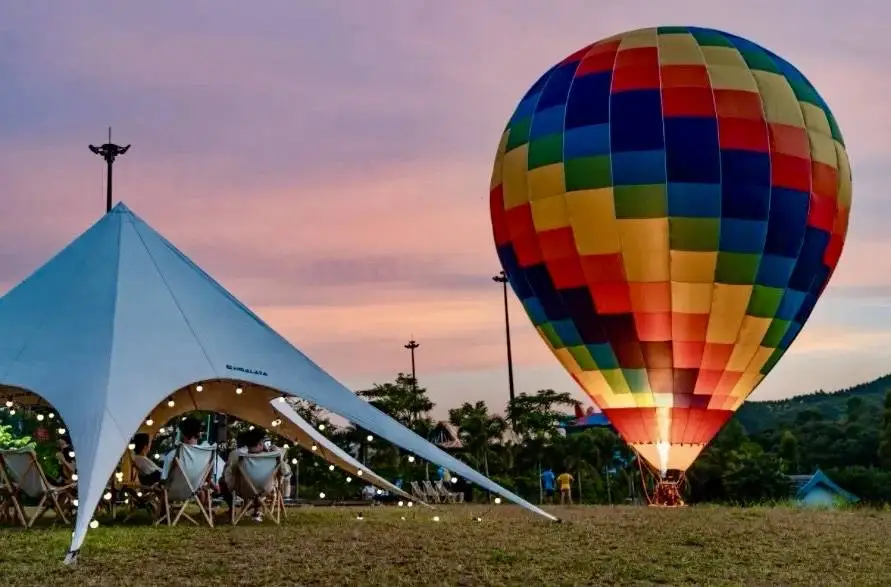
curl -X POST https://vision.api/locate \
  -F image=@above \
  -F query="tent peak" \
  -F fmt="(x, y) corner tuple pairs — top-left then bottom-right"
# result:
(109, 201), (132, 215)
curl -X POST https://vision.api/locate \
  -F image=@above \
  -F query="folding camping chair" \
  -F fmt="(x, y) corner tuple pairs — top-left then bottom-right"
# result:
(0, 448), (76, 527)
(435, 479), (464, 503)
(423, 480), (443, 504)
(154, 444), (216, 527)
(410, 481), (429, 503)
(228, 451), (287, 525)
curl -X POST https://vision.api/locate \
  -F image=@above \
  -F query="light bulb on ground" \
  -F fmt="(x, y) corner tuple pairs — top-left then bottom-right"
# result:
(407, 456), (415, 463)
(433, 516), (440, 522)
(407, 501), (413, 508)
(400, 516), (406, 521)
(366, 435), (373, 442)
(235, 387), (243, 395)
(398, 501), (404, 507)
(356, 513), (364, 520)
(494, 497), (502, 505)
(328, 465), (335, 471)
(319, 492), (326, 499)
(89, 520), (99, 529)
(37, 414), (44, 422)
(474, 517), (482, 522)
(167, 399), (175, 408)
(196, 385), (203, 392)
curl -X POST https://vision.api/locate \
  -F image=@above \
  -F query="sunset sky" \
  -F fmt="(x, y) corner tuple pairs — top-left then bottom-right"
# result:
(2, 2), (890, 418)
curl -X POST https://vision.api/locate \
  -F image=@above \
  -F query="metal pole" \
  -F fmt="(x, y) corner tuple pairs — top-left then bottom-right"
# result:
(404, 339), (419, 386)
(89, 128), (130, 213)
(492, 272), (516, 405)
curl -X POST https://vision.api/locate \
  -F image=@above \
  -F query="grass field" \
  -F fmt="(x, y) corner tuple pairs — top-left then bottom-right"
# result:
(1, 504), (889, 586)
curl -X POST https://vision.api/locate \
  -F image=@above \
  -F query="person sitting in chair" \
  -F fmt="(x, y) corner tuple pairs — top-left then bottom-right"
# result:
(162, 417), (225, 489)
(220, 428), (290, 522)
(131, 433), (162, 486)
(54, 437), (76, 485)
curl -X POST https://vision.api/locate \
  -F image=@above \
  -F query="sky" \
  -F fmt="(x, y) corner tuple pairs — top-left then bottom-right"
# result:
(2, 1), (890, 419)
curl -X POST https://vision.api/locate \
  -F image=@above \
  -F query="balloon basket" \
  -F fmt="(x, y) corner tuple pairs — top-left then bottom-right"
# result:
(636, 457), (687, 507)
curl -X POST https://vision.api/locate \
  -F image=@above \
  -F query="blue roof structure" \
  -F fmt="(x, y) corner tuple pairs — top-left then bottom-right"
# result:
(791, 468), (859, 503)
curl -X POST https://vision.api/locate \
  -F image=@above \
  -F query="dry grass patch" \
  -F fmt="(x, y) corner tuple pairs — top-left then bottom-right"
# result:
(0, 505), (889, 586)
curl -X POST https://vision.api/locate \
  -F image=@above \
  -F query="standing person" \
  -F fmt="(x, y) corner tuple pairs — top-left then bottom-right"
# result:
(556, 470), (575, 505)
(540, 468), (556, 504)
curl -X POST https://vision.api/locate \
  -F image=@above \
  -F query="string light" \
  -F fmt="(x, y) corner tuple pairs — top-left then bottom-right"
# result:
(397, 500), (404, 507)
(128, 443), (136, 451)
(357, 470), (363, 476)
(196, 385), (204, 392)
(145, 419), (154, 426)
(318, 424), (326, 431)
(153, 453), (161, 460)
(8, 409), (15, 416)
(271, 419), (281, 428)
(432, 516), (440, 522)
(328, 465), (335, 471)
(159, 427), (167, 434)
(346, 476), (352, 483)
(4, 401), (12, 408)
(115, 472), (124, 483)
(68, 451), (75, 459)
(278, 396), (286, 403)
(311, 445), (318, 452)
(248, 426), (255, 431)
(71, 475), (78, 482)
(136, 491), (143, 498)
(291, 458), (298, 465)
(89, 520), (99, 529)
(366, 435), (373, 442)
(48, 413), (55, 419)
(235, 387), (243, 395)
(282, 444), (289, 450)
(37, 414), (45, 422)
(407, 501), (413, 508)
(72, 499), (79, 507)
(167, 399), (175, 408)
(57, 427), (66, 435)
(494, 497), (502, 505)
(451, 477), (458, 484)
(407, 456), (415, 463)
(319, 492), (326, 499)
(103, 492), (112, 501)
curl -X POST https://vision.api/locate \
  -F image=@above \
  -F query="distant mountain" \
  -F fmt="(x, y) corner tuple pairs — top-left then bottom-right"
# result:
(735, 375), (891, 433)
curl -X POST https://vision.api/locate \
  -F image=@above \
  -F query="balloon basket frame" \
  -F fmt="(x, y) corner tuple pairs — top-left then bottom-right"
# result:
(636, 457), (687, 507)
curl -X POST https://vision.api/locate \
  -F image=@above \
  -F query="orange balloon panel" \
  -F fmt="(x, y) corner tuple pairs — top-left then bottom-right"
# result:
(490, 27), (852, 473)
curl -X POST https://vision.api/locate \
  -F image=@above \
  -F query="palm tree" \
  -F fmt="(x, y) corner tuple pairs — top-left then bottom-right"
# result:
(448, 401), (506, 477)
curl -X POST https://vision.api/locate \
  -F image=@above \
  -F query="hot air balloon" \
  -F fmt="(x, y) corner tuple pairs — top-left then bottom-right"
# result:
(490, 26), (851, 505)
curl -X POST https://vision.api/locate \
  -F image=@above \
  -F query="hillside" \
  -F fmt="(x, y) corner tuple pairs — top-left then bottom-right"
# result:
(735, 374), (891, 433)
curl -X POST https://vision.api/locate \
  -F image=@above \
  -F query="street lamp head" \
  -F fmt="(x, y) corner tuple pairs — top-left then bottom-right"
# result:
(492, 271), (508, 284)
(404, 339), (419, 350)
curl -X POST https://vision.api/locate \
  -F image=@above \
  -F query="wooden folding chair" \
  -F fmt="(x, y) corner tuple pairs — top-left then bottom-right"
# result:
(154, 444), (216, 527)
(0, 448), (76, 527)
(423, 480), (443, 504)
(435, 479), (464, 503)
(229, 451), (286, 525)
(0, 458), (27, 526)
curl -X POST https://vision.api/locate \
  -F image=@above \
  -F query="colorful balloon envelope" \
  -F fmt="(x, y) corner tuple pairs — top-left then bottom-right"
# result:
(490, 27), (851, 475)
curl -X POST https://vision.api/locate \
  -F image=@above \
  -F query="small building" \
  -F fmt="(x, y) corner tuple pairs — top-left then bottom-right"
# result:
(788, 469), (859, 508)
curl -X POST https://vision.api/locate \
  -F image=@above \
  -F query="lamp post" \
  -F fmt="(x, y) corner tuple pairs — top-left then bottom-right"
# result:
(492, 271), (516, 406)
(404, 339), (420, 387)
(89, 128), (131, 213)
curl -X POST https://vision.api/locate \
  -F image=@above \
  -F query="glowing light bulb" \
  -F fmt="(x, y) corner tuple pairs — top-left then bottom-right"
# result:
(9, 409), (15, 416)
(48, 413), (55, 419)
(433, 516), (440, 522)
(311, 445), (318, 452)
(451, 477), (458, 484)
(407, 456), (415, 463)
(136, 491), (143, 498)
(474, 517), (482, 522)
(4, 401), (12, 408)
(328, 465), (335, 471)
(319, 492), (326, 499)
(366, 435), (373, 442)
(356, 514), (364, 520)
(153, 453), (161, 460)
(398, 500), (404, 507)
(494, 497), (502, 505)
(89, 520), (99, 529)
(248, 426), (255, 431)
(103, 492), (112, 501)
(346, 476), (352, 483)
(158, 427), (166, 434)
(282, 444), (289, 450)
(196, 385), (204, 392)
(115, 472), (124, 482)
(357, 470), (363, 476)
(278, 396), (286, 403)
(124, 498), (129, 505)
(37, 414), (45, 422)
(145, 419), (154, 427)
(400, 516), (406, 521)
(167, 399), (175, 408)
(72, 499), (79, 507)
(128, 443), (136, 451)
(318, 424), (326, 431)
(57, 428), (66, 435)
(291, 458), (298, 465)
(71, 475), (78, 482)
(376, 489), (383, 495)
(235, 387), (243, 395)
(68, 451), (75, 458)
(407, 501), (413, 508)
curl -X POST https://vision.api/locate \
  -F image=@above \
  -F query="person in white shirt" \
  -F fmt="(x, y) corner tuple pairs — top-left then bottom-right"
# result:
(161, 417), (225, 489)
(131, 433), (163, 486)
(220, 428), (291, 522)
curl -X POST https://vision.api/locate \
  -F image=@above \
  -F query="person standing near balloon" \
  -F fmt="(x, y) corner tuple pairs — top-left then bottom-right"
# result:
(540, 467), (556, 503)
(556, 471), (574, 505)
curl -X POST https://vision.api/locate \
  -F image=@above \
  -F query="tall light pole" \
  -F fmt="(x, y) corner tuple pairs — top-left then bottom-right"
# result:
(492, 271), (516, 406)
(404, 339), (420, 387)
(89, 128), (131, 213)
